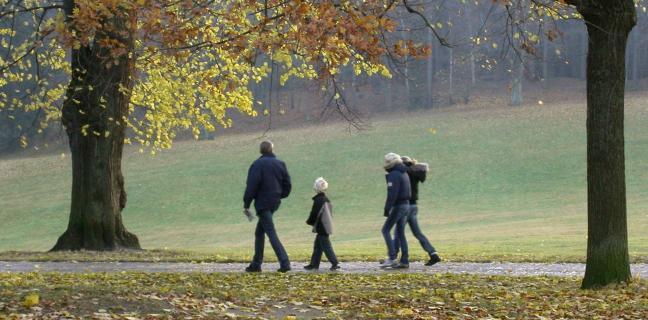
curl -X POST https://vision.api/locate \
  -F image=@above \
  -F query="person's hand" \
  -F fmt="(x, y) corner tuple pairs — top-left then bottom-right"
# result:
(243, 208), (255, 222)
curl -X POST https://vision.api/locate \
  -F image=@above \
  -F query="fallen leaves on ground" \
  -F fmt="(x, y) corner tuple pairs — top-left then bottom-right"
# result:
(1, 250), (647, 264)
(0, 272), (646, 319)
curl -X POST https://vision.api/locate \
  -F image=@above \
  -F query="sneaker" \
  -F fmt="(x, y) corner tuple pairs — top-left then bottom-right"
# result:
(277, 266), (291, 273)
(303, 265), (319, 270)
(330, 264), (341, 271)
(425, 254), (441, 266)
(245, 266), (261, 273)
(391, 262), (409, 269)
(379, 258), (396, 268)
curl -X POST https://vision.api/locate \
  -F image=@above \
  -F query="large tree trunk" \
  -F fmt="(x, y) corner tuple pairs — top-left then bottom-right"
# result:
(579, 0), (636, 289)
(52, 1), (140, 251)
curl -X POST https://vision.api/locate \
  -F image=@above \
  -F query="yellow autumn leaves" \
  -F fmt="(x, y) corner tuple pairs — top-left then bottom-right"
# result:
(23, 293), (39, 308)
(1, 0), (404, 151)
(0, 3), (69, 148)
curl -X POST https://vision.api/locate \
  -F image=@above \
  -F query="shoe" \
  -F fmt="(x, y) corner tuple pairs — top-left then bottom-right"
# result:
(425, 254), (441, 266)
(277, 266), (291, 273)
(379, 258), (396, 268)
(391, 262), (409, 269)
(330, 264), (340, 271)
(304, 265), (319, 270)
(245, 266), (261, 273)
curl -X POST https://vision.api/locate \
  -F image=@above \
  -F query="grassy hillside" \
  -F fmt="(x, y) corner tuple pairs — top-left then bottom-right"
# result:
(1, 96), (647, 262)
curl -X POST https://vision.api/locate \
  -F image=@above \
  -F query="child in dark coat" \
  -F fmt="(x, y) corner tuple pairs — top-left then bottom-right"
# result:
(304, 177), (340, 271)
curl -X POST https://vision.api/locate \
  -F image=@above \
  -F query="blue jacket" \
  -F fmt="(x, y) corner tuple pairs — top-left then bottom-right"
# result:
(243, 153), (292, 212)
(384, 164), (411, 216)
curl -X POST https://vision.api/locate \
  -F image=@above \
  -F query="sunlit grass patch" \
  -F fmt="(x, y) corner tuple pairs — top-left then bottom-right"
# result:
(1, 96), (647, 261)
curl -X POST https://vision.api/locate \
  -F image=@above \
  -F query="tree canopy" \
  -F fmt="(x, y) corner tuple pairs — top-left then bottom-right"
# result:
(1, 0), (439, 151)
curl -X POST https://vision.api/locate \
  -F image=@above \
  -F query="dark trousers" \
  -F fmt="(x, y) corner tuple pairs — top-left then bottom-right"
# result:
(250, 210), (290, 269)
(395, 205), (436, 256)
(381, 204), (409, 264)
(309, 234), (338, 267)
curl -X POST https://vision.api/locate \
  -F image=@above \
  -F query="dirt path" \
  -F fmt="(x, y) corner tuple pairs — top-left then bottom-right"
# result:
(2, 261), (647, 277)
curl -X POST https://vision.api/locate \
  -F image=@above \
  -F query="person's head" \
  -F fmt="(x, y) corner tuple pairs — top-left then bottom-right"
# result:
(401, 156), (417, 166)
(313, 177), (328, 193)
(383, 152), (402, 170)
(259, 140), (274, 155)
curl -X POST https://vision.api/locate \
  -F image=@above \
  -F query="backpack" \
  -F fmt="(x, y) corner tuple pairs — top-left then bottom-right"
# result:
(313, 202), (333, 235)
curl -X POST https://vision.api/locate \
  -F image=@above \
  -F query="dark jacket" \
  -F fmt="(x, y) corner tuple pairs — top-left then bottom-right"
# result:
(243, 153), (292, 212)
(307, 193), (332, 235)
(406, 163), (428, 204)
(384, 163), (411, 216)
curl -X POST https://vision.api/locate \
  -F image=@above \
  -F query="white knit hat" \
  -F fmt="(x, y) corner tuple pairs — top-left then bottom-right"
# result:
(384, 152), (402, 169)
(313, 177), (328, 193)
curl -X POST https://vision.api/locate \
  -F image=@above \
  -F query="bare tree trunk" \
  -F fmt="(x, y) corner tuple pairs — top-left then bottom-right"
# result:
(628, 30), (638, 83)
(449, 47), (455, 105)
(542, 38), (549, 88)
(399, 17), (411, 108)
(52, 0), (140, 251)
(509, 1), (524, 106)
(580, 30), (588, 80)
(510, 55), (524, 106)
(578, 0), (636, 289)
(384, 77), (393, 111)
(426, 31), (434, 108)
(466, 2), (476, 87)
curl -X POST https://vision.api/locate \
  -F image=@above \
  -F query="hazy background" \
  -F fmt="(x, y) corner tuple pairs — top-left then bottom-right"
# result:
(1, 4), (647, 260)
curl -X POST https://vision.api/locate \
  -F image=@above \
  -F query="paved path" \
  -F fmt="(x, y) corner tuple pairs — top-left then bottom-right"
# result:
(1, 261), (647, 277)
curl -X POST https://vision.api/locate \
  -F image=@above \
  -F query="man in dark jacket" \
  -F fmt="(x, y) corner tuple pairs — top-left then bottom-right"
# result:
(394, 156), (441, 266)
(243, 140), (292, 272)
(379, 153), (411, 269)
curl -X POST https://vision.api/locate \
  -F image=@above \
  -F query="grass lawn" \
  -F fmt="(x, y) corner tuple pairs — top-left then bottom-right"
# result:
(1, 272), (646, 318)
(1, 94), (647, 262)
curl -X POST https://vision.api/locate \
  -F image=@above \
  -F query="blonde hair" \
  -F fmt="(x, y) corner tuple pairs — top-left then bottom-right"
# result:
(313, 177), (328, 193)
(384, 152), (402, 169)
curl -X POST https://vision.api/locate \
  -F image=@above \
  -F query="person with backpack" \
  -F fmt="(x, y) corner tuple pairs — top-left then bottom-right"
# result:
(243, 140), (292, 273)
(394, 156), (441, 266)
(303, 177), (340, 271)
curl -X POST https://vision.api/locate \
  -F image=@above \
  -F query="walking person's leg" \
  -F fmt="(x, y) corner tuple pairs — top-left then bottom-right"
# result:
(393, 235), (400, 258)
(381, 209), (400, 266)
(259, 210), (291, 271)
(408, 205), (441, 266)
(247, 218), (265, 271)
(394, 205), (410, 267)
(318, 234), (339, 269)
(392, 213), (411, 259)
(408, 205), (437, 254)
(306, 236), (323, 269)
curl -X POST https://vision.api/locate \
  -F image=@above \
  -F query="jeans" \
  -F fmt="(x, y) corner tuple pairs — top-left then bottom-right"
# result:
(395, 205), (436, 256)
(249, 210), (290, 269)
(381, 204), (409, 264)
(309, 234), (338, 267)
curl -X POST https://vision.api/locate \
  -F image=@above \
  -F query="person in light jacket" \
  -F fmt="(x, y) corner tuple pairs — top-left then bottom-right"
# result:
(304, 177), (340, 271)
(394, 156), (441, 266)
(379, 153), (411, 269)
